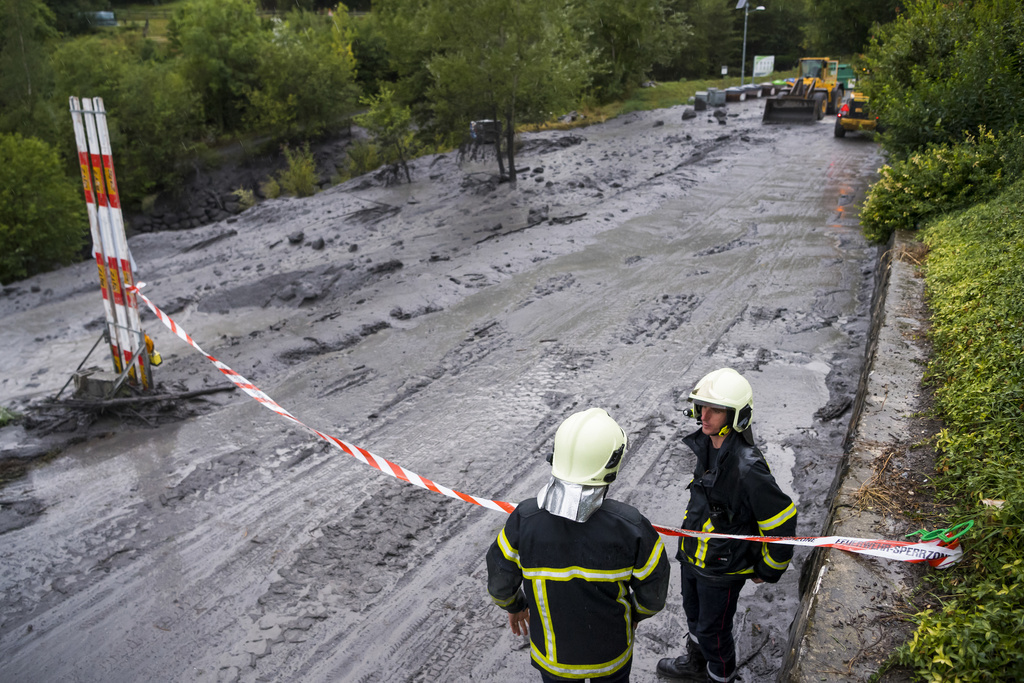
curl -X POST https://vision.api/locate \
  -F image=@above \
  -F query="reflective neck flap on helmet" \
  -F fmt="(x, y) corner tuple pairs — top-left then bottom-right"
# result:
(537, 476), (607, 523)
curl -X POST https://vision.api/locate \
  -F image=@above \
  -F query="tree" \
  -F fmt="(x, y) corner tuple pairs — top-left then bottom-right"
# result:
(863, 0), (1024, 159)
(0, 133), (86, 283)
(803, 0), (900, 57)
(373, 0), (436, 123)
(354, 85), (415, 183)
(572, 0), (689, 99)
(169, 0), (269, 133)
(668, 0), (735, 80)
(51, 33), (204, 201)
(246, 6), (360, 138)
(423, 0), (592, 185)
(0, 0), (57, 136)
(349, 10), (397, 96)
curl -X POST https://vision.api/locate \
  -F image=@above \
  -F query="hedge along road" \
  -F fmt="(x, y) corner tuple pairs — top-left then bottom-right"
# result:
(0, 99), (883, 682)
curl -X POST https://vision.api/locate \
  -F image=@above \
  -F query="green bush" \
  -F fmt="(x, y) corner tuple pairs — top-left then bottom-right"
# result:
(354, 86), (415, 183)
(342, 138), (382, 179)
(51, 33), (204, 203)
(245, 8), (360, 139)
(277, 143), (318, 197)
(260, 176), (281, 199)
(0, 405), (20, 427)
(864, 0), (1024, 160)
(860, 128), (1024, 242)
(894, 179), (1024, 681)
(232, 187), (256, 210)
(0, 133), (86, 284)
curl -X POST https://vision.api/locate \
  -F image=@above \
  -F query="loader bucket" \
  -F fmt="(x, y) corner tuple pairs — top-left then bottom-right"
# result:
(762, 96), (821, 123)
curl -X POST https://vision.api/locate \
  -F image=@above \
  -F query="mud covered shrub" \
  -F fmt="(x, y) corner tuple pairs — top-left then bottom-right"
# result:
(895, 178), (1024, 681)
(860, 128), (1024, 242)
(0, 134), (87, 284)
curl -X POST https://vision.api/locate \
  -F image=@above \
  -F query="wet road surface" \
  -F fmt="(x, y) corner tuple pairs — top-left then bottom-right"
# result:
(0, 101), (883, 682)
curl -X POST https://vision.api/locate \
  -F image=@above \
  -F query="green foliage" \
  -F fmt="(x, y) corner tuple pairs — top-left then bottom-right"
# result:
(802, 0), (900, 56)
(0, 405), (20, 427)
(892, 180), (1024, 681)
(0, 133), (86, 284)
(664, 0), (734, 81)
(572, 0), (688, 100)
(259, 176), (281, 199)
(170, 0), (269, 132)
(860, 128), (1024, 242)
(349, 10), (396, 96)
(0, 0), (58, 137)
(232, 186), (256, 209)
(354, 85), (415, 183)
(51, 33), (204, 201)
(269, 143), (318, 197)
(864, 0), (1024, 160)
(342, 138), (382, 179)
(419, 0), (592, 178)
(246, 6), (360, 138)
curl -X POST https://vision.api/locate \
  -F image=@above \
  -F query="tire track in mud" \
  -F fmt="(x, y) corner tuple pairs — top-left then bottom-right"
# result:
(203, 305), (626, 681)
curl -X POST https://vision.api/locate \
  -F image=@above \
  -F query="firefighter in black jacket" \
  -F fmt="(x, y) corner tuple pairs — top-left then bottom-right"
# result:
(657, 368), (797, 682)
(487, 408), (671, 682)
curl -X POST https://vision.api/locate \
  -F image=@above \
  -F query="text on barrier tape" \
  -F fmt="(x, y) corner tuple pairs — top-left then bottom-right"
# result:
(129, 283), (965, 569)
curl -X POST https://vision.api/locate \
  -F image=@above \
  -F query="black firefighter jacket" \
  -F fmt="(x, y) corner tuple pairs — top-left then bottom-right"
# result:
(678, 429), (798, 583)
(486, 497), (670, 680)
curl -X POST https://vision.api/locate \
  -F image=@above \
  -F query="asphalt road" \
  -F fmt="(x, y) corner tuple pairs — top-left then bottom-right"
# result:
(0, 99), (884, 682)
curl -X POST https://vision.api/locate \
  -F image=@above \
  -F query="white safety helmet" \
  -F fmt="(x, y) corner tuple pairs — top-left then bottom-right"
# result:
(550, 408), (627, 486)
(688, 368), (754, 443)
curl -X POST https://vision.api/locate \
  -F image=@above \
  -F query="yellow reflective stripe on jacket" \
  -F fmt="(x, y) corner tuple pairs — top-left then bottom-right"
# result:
(497, 527), (520, 565)
(523, 566), (633, 581)
(489, 591), (519, 608)
(530, 635), (633, 679)
(615, 581), (633, 633)
(534, 578), (556, 663)
(757, 502), (796, 571)
(761, 540), (790, 570)
(635, 536), (666, 580)
(759, 502), (797, 531)
(694, 518), (715, 568)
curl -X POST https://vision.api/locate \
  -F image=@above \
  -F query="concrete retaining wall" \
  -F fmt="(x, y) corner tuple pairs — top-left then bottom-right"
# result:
(782, 230), (929, 681)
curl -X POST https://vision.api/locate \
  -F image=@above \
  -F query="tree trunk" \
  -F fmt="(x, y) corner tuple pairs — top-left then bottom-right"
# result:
(494, 108), (505, 180)
(504, 106), (516, 187)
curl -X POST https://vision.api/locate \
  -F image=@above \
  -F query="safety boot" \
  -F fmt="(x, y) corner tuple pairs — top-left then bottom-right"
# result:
(656, 638), (707, 680)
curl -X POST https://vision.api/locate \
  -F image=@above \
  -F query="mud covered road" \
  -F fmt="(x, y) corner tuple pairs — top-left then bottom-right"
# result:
(0, 99), (883, 682)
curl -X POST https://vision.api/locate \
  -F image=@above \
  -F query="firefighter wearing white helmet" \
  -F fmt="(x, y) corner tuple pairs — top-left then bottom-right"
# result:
(657, 369), (797, 683)
(487, 408), (670, 682)
(687, 367), (755, 445)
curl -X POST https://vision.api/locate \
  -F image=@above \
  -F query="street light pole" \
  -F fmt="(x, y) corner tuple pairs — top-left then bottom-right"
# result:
(737, 1), (765, 85)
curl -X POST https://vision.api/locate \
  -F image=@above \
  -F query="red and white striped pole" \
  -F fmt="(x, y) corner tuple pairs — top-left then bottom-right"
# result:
(93, 97), (148, 388)
(69, 96), (122, 374)
(79, 98), (141, 386)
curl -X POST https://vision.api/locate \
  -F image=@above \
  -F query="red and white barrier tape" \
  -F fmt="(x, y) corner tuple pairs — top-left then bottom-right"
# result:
(129, 284), (963, 568)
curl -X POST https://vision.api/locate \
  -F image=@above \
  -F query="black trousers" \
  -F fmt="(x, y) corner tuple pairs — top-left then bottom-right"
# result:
(680, 561), (745, 682)
(538, 656), (632, 682)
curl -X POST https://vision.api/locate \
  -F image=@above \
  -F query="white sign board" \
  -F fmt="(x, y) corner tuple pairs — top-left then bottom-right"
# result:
(721, 65), (728, 76)
(753, 55), (775, 78)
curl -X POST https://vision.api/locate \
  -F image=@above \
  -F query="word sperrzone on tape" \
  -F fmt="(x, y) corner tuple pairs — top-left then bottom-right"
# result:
(130, 283), (965, 569)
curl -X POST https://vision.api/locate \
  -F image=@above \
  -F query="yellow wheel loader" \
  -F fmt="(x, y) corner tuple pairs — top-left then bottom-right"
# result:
(762, 58), (844, 124)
